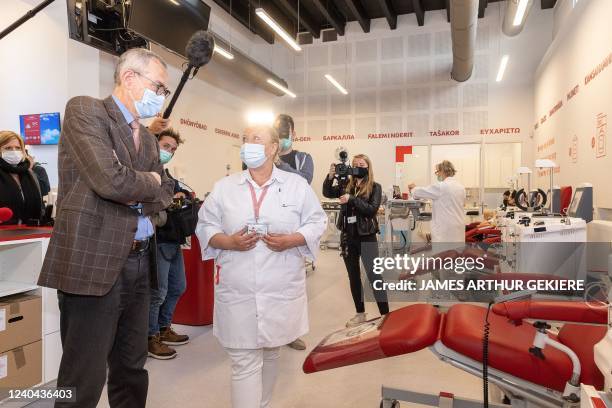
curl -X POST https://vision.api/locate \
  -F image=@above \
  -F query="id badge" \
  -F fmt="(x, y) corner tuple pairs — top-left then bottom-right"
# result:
(347, 216), (357, 224)
(247, 223), (268, 236)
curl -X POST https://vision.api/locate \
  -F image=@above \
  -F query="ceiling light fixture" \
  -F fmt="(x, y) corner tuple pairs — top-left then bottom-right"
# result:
(496, 55), (509, 82)
(246, 110), (275, 126)
(324, 74), (348, 95)
(168, 0), (180, 5)
(266, 79), (297, 98)
(513, 0), (529, 26)
(213, 45), (235, 60)
(255, 8), (302, 52)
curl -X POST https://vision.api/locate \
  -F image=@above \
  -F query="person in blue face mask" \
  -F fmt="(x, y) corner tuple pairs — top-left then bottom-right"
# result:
(147, 128), (192, 360)
(38, 48), (175, 408)
(273, 114), (314, 185)
(272, 115), (315, 351)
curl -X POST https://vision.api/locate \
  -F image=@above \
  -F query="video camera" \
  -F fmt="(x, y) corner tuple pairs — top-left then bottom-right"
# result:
(333, 148), (360, 182)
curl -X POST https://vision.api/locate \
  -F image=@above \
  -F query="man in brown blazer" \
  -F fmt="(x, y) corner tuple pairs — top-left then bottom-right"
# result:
(38, 48), (174, 407)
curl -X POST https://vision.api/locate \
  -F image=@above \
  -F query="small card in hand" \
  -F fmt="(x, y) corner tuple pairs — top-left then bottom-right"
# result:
(247, 223), (268, 236)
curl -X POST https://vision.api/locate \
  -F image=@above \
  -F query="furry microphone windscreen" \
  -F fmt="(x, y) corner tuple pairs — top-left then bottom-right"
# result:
(185, 30), (214, 68)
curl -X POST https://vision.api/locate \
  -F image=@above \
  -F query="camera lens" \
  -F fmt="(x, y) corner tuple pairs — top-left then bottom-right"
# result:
(339, 151), (348, 160)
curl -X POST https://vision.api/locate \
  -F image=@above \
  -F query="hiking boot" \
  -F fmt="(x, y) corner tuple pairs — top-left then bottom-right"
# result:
(148, 334), (177, 360)
(160, 326), (190, 346)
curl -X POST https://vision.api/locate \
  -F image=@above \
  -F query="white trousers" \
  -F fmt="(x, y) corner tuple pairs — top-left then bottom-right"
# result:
(225, 347), (281, 408)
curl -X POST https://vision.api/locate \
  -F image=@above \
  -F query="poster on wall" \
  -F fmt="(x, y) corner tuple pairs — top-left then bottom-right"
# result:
(19, 112), (61, 145)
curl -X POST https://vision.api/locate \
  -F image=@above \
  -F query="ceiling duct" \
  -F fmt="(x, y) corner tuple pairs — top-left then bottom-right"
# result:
(210, 32), (291, 97)
(502, 0), (534, 37)
(449, 0), (479, 82)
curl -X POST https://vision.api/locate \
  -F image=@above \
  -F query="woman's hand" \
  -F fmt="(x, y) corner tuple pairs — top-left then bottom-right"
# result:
(262, 233), (304, 252)
(229, 228), (260, 251)
(328, 163), (336, 180)
(339, 194), (350, 204)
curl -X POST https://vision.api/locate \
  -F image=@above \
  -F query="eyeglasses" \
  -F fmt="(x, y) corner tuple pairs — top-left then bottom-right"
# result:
(133, 71), (172, 97)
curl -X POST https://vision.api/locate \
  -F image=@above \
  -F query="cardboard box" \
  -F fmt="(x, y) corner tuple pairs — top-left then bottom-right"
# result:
(0, 294), (42, 354)
(0, 340), (42, 399)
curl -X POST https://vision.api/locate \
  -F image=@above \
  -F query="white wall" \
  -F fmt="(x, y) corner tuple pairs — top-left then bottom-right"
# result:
(279, 2), (553, 195)
(533, 0), (612, 210)
(0, 0), (291, 195)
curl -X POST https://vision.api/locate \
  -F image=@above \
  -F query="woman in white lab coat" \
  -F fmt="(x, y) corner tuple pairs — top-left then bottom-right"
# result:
(408, 160), (466, 243)
(196, 125), (327, 408)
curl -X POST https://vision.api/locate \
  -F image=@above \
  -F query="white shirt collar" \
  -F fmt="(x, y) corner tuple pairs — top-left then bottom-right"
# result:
(239, 165), (286, 186)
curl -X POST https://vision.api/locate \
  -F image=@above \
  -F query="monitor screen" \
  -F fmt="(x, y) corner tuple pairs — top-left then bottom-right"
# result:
(19, 112), (61, 145)
(128, 0), (211, 59)
(569, 190), (583, 215)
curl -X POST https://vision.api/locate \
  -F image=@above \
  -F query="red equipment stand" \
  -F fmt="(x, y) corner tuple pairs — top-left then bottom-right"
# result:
(173, 235), (215, 325)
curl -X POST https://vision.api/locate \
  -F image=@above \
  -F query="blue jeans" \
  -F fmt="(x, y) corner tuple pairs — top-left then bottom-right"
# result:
(148, 242), (186, 336)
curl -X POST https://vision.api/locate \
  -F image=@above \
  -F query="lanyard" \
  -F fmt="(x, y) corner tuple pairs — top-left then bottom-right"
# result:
(247, 182), (270, 222)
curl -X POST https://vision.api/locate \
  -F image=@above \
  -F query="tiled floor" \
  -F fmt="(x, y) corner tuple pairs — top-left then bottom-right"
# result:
(21, 249), (483, 408)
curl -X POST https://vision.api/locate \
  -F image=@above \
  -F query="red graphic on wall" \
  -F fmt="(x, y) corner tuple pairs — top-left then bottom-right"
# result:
(569, 135), (578, 164)
(395, 146), (413, 163)
(22, 114), (41, 144)
(595, 113), (607, 158)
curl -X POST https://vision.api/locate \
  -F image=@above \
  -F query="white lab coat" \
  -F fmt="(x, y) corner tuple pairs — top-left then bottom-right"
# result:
(196, 166), (327, 349)
(412, 176), (466, 243)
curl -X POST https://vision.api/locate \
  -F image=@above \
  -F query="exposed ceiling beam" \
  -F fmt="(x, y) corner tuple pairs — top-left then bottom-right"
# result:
(541, 0), (556, 9)
(311, 0), (345, 36)
(412, 0), (425, 26)
(270, 0), (321, 38)
(478, 0), (488, 18)
(343, 0), (370, 33)
(377, 0), (397, 29)
(213, 0), (275, 44)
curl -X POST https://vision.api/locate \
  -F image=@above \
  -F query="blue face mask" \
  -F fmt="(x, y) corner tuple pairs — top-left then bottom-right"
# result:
(160, 149), (173, 164)
(279, 137), (292, 152)
(240, 143), (267, 169)
(134, 88), (165, 119)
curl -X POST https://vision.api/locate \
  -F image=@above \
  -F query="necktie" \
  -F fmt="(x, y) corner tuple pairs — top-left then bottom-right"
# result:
(130, 120), (141, 152)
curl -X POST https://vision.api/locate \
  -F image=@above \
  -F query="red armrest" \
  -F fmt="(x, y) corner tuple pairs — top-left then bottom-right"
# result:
(493, 300), (607, 325)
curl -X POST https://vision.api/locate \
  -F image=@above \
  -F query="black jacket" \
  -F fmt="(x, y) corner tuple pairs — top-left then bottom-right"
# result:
(322, 177), (381, 236)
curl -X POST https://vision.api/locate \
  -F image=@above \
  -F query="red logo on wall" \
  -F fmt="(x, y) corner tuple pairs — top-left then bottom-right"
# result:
(595, 113), (607, 158)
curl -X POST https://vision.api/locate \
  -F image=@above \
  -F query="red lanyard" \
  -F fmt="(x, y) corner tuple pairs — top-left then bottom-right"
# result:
(247, 182), (270, 222)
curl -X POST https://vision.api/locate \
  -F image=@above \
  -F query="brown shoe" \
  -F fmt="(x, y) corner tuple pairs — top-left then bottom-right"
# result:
(148, 334), (177, 360)
(160, 326), (190, 346)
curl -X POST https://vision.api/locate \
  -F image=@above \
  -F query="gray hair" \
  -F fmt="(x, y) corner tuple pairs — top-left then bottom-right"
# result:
(114, 48), (167, 85)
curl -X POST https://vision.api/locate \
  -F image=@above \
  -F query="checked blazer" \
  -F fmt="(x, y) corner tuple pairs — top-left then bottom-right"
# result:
(38, 96), (174, 296)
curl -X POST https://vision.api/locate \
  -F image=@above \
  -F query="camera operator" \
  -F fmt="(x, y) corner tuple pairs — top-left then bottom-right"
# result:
(322, 153), (389, 327)
(273, 114), (313, 351)
(273, 114), (314, 184)
(148, 127), (191, 360)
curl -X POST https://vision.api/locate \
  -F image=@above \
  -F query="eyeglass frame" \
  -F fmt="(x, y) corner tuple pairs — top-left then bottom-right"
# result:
(131, 70), (172, 97)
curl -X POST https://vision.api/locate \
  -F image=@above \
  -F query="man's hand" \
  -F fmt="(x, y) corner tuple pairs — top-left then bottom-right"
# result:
(262, 233), (298, 252)
(174, 192), (186, 199)
(230, 228), (260, 251)
(339, 194), (350, 204)
(148, 115), (171, 135)
(149, 172), (161, 185)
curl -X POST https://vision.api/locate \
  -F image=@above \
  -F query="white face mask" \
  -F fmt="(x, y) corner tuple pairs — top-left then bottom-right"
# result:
(2, 150), (23, 165)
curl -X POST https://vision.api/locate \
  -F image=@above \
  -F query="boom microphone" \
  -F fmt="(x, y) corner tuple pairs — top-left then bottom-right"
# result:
(0, 207), (14, 223)
(163, 30), (215, 119)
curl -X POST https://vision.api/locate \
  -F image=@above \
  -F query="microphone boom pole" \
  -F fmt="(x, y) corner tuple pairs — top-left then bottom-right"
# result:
(0, 0), (56, 41)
